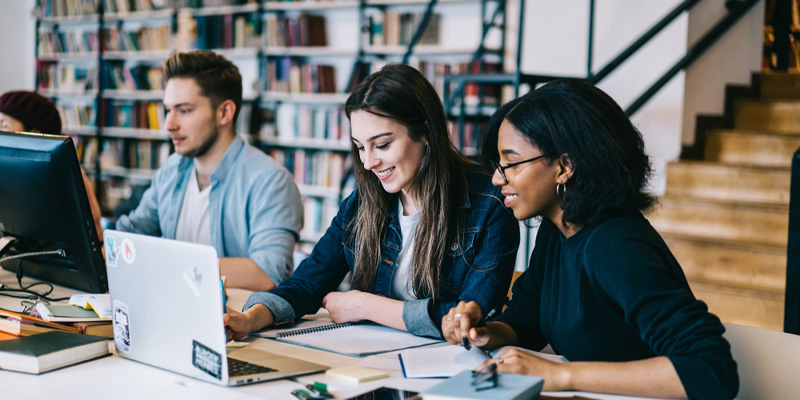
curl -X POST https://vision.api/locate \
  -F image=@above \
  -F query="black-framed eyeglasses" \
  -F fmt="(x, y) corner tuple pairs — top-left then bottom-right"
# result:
(492, 154), (552, 184)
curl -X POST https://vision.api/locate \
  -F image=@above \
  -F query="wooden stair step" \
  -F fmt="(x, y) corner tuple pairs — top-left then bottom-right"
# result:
(734, 100), (800, 133)
(705, 130), (800, 168)
(649, 197), (789, 248)
(663, 233), (786, 294)
(689, 281), (784, 331)
(761, 73), (800, 100)
(665, 161), (790, 205)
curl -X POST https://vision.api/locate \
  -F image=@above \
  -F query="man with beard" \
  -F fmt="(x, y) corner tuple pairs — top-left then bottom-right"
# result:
(116, 51), (303, 292)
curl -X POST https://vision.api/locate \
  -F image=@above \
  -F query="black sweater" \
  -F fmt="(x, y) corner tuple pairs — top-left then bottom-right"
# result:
(495, 212), (739, 400)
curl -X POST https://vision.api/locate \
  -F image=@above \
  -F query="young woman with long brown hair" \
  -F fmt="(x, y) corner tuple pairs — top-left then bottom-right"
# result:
(225, 64), (519, 338)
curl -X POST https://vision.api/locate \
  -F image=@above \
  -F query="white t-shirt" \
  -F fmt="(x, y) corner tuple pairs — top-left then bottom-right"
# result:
(175, 169), (212, 246)
(391, 200), (420, 301)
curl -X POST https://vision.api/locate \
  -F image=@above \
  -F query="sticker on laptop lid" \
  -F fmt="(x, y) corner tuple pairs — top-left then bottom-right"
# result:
(121, 238), (136, 264)
(183, 266), (203, 298)
(113, 300), (131, 353)
(105, 236), (120, 268)
(192, 340), (223, 380)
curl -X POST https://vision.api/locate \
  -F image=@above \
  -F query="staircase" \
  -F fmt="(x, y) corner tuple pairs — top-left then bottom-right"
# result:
(650, 73), (800, 331)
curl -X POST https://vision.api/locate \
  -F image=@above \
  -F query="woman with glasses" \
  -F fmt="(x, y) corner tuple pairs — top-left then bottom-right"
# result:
(224, 64), (519, 339)
(442, 79), (738, 399)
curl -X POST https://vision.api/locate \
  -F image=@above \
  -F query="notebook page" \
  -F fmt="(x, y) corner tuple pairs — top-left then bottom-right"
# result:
(399, 344), (490, 378)
(279, 323), (440, 356)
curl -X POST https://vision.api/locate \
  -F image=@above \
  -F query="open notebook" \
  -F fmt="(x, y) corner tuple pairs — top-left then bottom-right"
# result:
(399, 344), (566, 378)
(255, 319), (440, 357)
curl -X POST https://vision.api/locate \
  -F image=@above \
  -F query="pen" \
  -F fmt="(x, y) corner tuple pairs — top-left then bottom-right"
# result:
(476, 296), (508, 328)
(462, 297), (509, 351)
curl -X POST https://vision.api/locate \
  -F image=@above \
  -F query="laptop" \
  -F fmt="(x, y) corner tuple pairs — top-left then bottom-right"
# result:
(103, 229), (328, 386)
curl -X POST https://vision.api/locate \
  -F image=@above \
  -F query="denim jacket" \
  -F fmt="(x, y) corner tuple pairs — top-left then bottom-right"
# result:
(244, 167), (520, 338)
(115, 135), (303, 284)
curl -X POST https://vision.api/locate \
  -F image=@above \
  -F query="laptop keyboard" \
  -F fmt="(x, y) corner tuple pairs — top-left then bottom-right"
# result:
(228, 357), (278, 377)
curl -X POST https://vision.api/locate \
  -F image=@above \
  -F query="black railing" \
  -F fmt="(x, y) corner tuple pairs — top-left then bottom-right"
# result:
(444, 0), (761, 118)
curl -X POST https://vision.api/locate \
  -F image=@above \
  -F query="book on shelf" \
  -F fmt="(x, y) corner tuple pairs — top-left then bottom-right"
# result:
(38, 28), (100, 55)
(0, 309), (81, 337)
(189, 12), (260, 50)
(102, 25), (170, 53)
(273, 104), (348, 142)
(265, 14), (327, 48)
(0, 331), (110, 375)
(57, 100), (97, 128)
(37, 0), (98, 18)
(367, 10), (440, 46)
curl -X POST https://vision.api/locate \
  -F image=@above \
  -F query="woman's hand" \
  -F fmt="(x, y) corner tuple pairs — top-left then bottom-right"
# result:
(441, 301), (490, 348)
(223, 304), (274, 341)
(322, 290), (368, 323)
(476, 348), (570, 391)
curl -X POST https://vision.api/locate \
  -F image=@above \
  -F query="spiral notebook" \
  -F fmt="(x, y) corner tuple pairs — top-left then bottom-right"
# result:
(256, 319), (440, 357)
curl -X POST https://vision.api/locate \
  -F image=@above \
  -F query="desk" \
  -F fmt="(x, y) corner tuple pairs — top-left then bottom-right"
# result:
(0, 269), (441, 399)
(0, 270), (665, 400)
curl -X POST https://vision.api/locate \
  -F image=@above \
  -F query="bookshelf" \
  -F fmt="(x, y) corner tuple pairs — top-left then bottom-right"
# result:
(33, 0), (512, 250)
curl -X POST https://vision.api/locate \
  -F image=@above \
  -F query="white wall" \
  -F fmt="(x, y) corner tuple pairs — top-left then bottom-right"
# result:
(505, 0), (688, 195)
(0, 0), (37, 92)
(682, 0), (764, 145)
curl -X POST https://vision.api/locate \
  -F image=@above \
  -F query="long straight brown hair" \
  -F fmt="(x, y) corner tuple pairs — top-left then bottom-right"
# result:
(344, 64), (474, 300)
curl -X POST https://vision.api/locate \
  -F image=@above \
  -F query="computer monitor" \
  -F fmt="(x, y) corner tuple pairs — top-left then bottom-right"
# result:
(0, 131), (107, 293)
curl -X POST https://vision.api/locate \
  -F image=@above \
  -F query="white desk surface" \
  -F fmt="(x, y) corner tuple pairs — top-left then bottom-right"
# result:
(0, 269), (664, 400)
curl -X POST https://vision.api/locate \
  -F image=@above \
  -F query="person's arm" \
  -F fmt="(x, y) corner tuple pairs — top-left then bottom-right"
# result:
(115, 160), (170, 236)
(235, 192), (358, 334)
(474, 350), (685, 397)
(225, 304), (274, 341)
(238, 169), (303, 287)
(220, 257), (275, 292)
(322, 290), (406, 331)
(400, 192), (519, 338)
(545, 222), (737, 399)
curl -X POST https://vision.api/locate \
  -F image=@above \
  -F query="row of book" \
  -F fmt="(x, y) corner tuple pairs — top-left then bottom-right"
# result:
(78, 136), (170, 172)
(36, 0), (98, 18)
(103, 25), (171, 52)
(269, 149), (348, 190)
(38, 29), (100, 55)
(264, 57), (337, 94)
(100, 99), (165, 130)
(105, 63), (164, 91)
(447, 120), (484, 154)
(264, 14), (327, 48)
(366, 11), (440, 47)
(180, 12), (261, 50)
(57, 100), (97, 128)
(103, 0), (168, 14)
(300, 197), (340, 242)
(38, 62), (98, 91)
(417, 59), (503, 107)
(271, 104), (351, 143)
(36, 0), (256, 18)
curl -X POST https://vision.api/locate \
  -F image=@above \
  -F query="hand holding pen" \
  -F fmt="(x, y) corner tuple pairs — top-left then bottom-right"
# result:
(441, 297), (508, 350)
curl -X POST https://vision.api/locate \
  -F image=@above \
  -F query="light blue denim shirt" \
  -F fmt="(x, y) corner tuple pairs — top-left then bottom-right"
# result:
(116, 135), (303, 284)
(244, 167), (519, 338)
